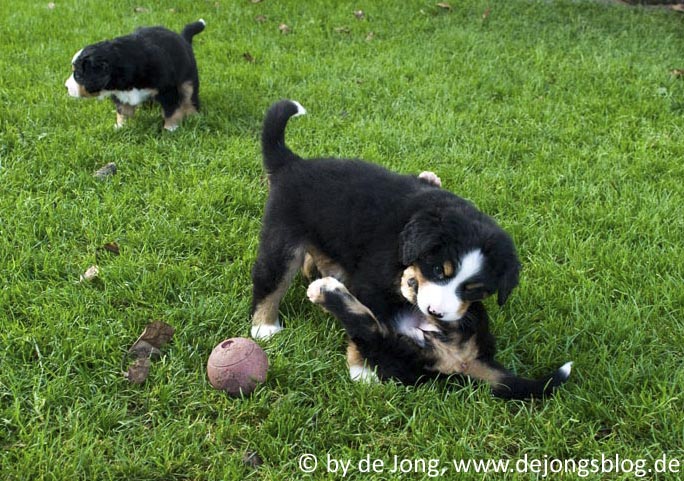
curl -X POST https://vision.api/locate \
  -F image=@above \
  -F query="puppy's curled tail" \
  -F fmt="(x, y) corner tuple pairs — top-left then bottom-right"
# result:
(181, 19), (206, 44)
(490, 361), (573, 400)
(262, 100), (306, 174)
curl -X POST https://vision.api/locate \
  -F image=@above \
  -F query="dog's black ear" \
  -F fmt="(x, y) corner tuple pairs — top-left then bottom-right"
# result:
(484, 230), (521, 306)
(399, 212), (442, 265)
(81, 54), (111, 93)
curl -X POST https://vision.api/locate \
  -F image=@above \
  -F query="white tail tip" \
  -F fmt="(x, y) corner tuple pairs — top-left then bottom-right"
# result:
(291, 100), (306, 117)
(559, 361), (573, 378)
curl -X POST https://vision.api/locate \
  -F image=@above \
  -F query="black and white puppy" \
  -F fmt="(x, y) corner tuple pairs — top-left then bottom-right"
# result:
(251, 100), (521, 378)
(65, 20), (205, 131)
(306, 272), (571, 399)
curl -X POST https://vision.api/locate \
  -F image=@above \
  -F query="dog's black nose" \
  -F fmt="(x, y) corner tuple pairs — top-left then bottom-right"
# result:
(428, 307), (444, 319)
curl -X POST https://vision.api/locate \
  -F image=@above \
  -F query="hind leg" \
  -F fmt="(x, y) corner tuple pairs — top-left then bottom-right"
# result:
(250, 236), (305, 339)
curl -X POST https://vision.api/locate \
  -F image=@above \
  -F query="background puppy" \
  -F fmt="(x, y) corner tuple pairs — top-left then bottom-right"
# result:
(65, 20), (205, 130)
(307, 275), (572, 400)
(251, 100), (520, 349)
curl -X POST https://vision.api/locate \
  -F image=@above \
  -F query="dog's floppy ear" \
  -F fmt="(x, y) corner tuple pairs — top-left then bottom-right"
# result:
(80, 52), (111, 93)
(484, 230), (521, 306)
(399, 211), (442, 265)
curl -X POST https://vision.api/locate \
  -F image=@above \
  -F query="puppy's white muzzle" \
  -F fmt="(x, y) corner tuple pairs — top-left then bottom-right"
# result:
(65, 74), (81, 98)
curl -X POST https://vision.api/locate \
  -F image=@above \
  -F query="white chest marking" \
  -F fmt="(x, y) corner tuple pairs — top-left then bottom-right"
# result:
(102, 88), (157, 105)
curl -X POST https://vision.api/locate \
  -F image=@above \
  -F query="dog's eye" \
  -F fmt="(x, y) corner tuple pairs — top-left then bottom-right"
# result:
(432, 264), (444, 278)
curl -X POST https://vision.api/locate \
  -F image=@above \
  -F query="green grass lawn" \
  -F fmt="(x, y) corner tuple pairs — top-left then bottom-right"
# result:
(1, 0), (683, 479)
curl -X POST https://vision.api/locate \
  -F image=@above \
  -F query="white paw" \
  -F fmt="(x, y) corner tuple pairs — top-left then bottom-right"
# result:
(250, 321), (283, 340)
(418, 171), (442, 188)
(349, 365), (379, 383)
(306, 277), (344, 303)
(164, 124), (179, 132)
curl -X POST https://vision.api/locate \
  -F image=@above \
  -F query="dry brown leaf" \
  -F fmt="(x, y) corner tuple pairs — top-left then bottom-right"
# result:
(136, 320), (175, 349)
(123, 321), (175, 384)
(80, 265), (99, 282)
(334, 26), (351, 34)
(278, 23), (290, 34)
(134, 6), (149, 13)
(436, 2), (452, 10)
(255, 15), (267, 23)
(353, 10), (365, 20)
(242, 450), (264, 469)
(365, 32), (375, 42)
(93, 162), (117, 179)
(243, 52), (255, 63)
(126, 358), (151, 384)
(672, 69), (684, 77)
(102, 242), (120, 255)
(483, 7), (491, 20)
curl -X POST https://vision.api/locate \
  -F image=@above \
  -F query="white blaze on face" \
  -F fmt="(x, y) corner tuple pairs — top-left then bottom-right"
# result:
(65, 49), (83, 97)
(416, 249), (484, 322)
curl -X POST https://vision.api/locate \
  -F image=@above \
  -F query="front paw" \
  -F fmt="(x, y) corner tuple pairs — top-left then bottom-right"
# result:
(418, 171), (442, 188)
(307, 277), (345, 304)
(400, 266), (418, 304)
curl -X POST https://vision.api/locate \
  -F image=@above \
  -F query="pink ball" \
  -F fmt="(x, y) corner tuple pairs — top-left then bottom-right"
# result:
(207, 338), (269, 396)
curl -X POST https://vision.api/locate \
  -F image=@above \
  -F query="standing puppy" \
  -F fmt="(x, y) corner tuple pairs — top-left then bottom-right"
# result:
(65, 20), (205, 131)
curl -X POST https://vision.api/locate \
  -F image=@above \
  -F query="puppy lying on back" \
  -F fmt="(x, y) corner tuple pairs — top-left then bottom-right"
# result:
(65, 20), (205, 131)
(306, 272), (572, 400)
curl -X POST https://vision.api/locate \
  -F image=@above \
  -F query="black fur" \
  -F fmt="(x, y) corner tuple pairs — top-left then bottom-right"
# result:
(252, 100), (520, 324)
(310, 279), (570, 399)
(67, 20), (205, 128)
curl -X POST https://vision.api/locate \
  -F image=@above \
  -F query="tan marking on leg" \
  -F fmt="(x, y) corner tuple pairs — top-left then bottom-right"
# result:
(465, 360), (505, 385)
(347, 341), (364, 369)
(303, 246), (348, 282)
(302, 253), (318, 281)
(115, 104), (136, 128)
(251, 247), (305, 329)
(163, 82), (197, 130)
(164, 108), (185, 131)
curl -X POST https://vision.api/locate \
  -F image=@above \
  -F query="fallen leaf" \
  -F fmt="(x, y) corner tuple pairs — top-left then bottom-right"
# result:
(102, 242), (120, 255)
(353, 10), (365, 20)
(134, 6), (149, 13)
(80, 265), (99, 282)
(278, 23), (290, 34)
(365, 31), (375, 42)
(136, 320), (175, 349)
(93, 162), (117, 179)
(672, 69), (684, 77)
(126, 358), (151, 384)
(47, 2), (56, 9)
(243, 52), (255, 63)
(123, 321), (175, 384)
(255, 15), (267, 23)
(242, 450), (264, 469)
(334, 26), (351, 34)
(483, 7), (491, 20)
(436, 2), (452, 10)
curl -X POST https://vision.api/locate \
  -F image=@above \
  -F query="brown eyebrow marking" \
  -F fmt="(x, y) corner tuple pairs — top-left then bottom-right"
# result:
(464, 282), (484, 290)
(443, 260), (454, 277)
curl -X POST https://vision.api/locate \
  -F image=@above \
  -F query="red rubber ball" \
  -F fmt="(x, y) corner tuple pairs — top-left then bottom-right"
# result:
(207, 338), (268, 396)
